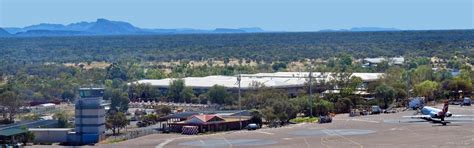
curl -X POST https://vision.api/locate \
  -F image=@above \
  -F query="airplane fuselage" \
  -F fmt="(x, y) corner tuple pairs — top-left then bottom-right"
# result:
(420, 106), (452, 119)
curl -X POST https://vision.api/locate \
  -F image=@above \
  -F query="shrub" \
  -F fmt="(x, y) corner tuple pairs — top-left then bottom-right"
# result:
(290, 117), (318, 123)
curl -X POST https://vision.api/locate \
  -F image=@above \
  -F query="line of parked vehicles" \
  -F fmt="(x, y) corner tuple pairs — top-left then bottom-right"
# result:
(349, 105), (399, 117)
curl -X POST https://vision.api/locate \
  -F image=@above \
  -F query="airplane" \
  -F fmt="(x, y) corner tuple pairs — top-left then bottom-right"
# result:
(403, 101), (472, 126)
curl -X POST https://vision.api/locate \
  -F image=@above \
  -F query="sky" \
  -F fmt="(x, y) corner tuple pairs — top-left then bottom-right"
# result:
(0, 0), (472, 31)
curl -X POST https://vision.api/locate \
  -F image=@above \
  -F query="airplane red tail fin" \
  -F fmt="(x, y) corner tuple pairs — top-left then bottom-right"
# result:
(442, 101), (449, 114)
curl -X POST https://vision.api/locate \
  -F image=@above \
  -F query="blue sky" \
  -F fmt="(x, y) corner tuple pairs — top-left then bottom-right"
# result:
(0, 0), (472, 31)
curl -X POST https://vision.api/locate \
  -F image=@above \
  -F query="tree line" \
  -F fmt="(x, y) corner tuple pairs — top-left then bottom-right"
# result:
(1, 30), (473, 65)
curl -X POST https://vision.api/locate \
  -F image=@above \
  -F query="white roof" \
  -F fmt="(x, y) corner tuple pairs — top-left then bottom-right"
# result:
(39, 103), (56, 107)
(364, 57), (404, 65)
(132, 72), (383, 89)
(28, 128), (73, 132)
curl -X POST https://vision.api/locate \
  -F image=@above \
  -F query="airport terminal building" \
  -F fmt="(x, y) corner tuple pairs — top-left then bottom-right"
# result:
(131, 72), (383, 97)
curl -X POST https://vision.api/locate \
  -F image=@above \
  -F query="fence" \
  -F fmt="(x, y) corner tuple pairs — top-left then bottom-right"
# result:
(107, 127), (160, 142)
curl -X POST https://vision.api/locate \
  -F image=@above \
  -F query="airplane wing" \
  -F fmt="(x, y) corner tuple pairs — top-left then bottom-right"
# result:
(402, 115), (431, 118)
(450, 115), (474, 118)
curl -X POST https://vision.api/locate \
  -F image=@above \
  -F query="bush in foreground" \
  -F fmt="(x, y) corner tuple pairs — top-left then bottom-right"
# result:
(290, 117), (318, 123)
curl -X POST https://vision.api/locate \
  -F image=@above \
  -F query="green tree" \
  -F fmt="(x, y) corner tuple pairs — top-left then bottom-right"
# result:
(61, 90), (75, 102)
(381, 66), (408, 104)
(375, 83), (396, 109)
(409, 65), (433, 86)
(167, 79), (185, 102)
(154, 105), (172, 116)
(106, 112), (129, 135)
(105, 89), (130, 112)
(261, 107), (277, 124)
(223, 58), (230, 67)
(142, 114), (159, 123)
(207, 85), (229, 105)
(313, 99), (334, 116)
(334, 97), (352, 113)
(53, 112), (71, 128)
(0, 91), (22, 123)
(20, 114), (41, 121)
(272, 62), (287, 72)
(447, 59), (462, 69)
(129, 83), (161, 102)
(444, 76), (473, 99)
(329, 71), (363, 107)
(126, 63), (146, 81)
(145, 69), (166, 79)
(244, 86), (298, 124)
(106, 63), (127, 81)
(376, 60), (390, 72)
(20, 126), (35, 145)
(249, 109), (263, 126)
(181, 87), (194, 103)
(338, 54), (353, 70)
(414, 80), (439, 101)
(291, 96), (310, 116)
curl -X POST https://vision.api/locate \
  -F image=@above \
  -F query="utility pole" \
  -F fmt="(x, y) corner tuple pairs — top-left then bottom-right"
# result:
(237, 74), (242, 129)
(309, 70), (313, 117)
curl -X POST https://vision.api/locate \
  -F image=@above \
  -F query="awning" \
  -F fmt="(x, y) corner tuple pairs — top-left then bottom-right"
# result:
(0, 128), (26, 137)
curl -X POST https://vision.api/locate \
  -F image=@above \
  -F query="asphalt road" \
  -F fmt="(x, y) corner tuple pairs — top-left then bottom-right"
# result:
(102, 104), (474, 148)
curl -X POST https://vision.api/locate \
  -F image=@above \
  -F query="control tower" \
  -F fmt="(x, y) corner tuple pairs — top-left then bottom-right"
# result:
(73, 87), (106, 144)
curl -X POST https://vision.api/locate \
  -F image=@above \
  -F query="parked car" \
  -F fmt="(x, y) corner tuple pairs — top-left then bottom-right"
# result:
(383, 109), (397, 114)
(136, 121), (148, 127)
(246, 123), (259, 130)
(462, 97), (471, 106)
(451, 100), (463, 105)
(371, 106), (382, 115)
(319, 116), (332, 123)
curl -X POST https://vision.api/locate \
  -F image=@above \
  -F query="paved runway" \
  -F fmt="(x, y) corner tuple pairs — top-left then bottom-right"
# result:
(104, 104), (474, 148)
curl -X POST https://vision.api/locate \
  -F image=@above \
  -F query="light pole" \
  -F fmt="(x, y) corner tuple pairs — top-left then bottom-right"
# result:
(237, 74), (242, 129)
(309, 71), (313, 117)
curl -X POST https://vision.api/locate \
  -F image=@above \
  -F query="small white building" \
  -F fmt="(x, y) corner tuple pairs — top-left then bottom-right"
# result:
(363, 57), (405, 66)
(28, 128), (73, 143)
(30, 103), (56, 113)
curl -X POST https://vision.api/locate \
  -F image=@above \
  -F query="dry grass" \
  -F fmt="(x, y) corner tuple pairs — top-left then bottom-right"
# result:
(63, 61), (111, 69)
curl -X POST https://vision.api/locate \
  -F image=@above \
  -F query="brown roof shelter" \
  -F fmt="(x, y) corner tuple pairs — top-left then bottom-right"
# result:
(166, 115), (251, 133)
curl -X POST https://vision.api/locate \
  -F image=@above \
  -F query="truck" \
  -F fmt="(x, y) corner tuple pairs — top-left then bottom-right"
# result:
(408, 97), (424, 110)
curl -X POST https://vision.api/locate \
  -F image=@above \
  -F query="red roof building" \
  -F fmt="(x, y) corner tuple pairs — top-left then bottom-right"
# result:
(186, 115), (225, 124)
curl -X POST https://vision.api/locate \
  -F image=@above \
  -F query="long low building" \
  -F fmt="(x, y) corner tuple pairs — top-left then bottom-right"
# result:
(131, 72), (383, 97)
(133, 72), (383, 89)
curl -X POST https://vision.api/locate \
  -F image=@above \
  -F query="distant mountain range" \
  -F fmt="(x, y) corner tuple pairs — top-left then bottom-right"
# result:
(0, 28), (12, 37)
(1, 19), (266, 37)
(0, 19), (403, 37)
